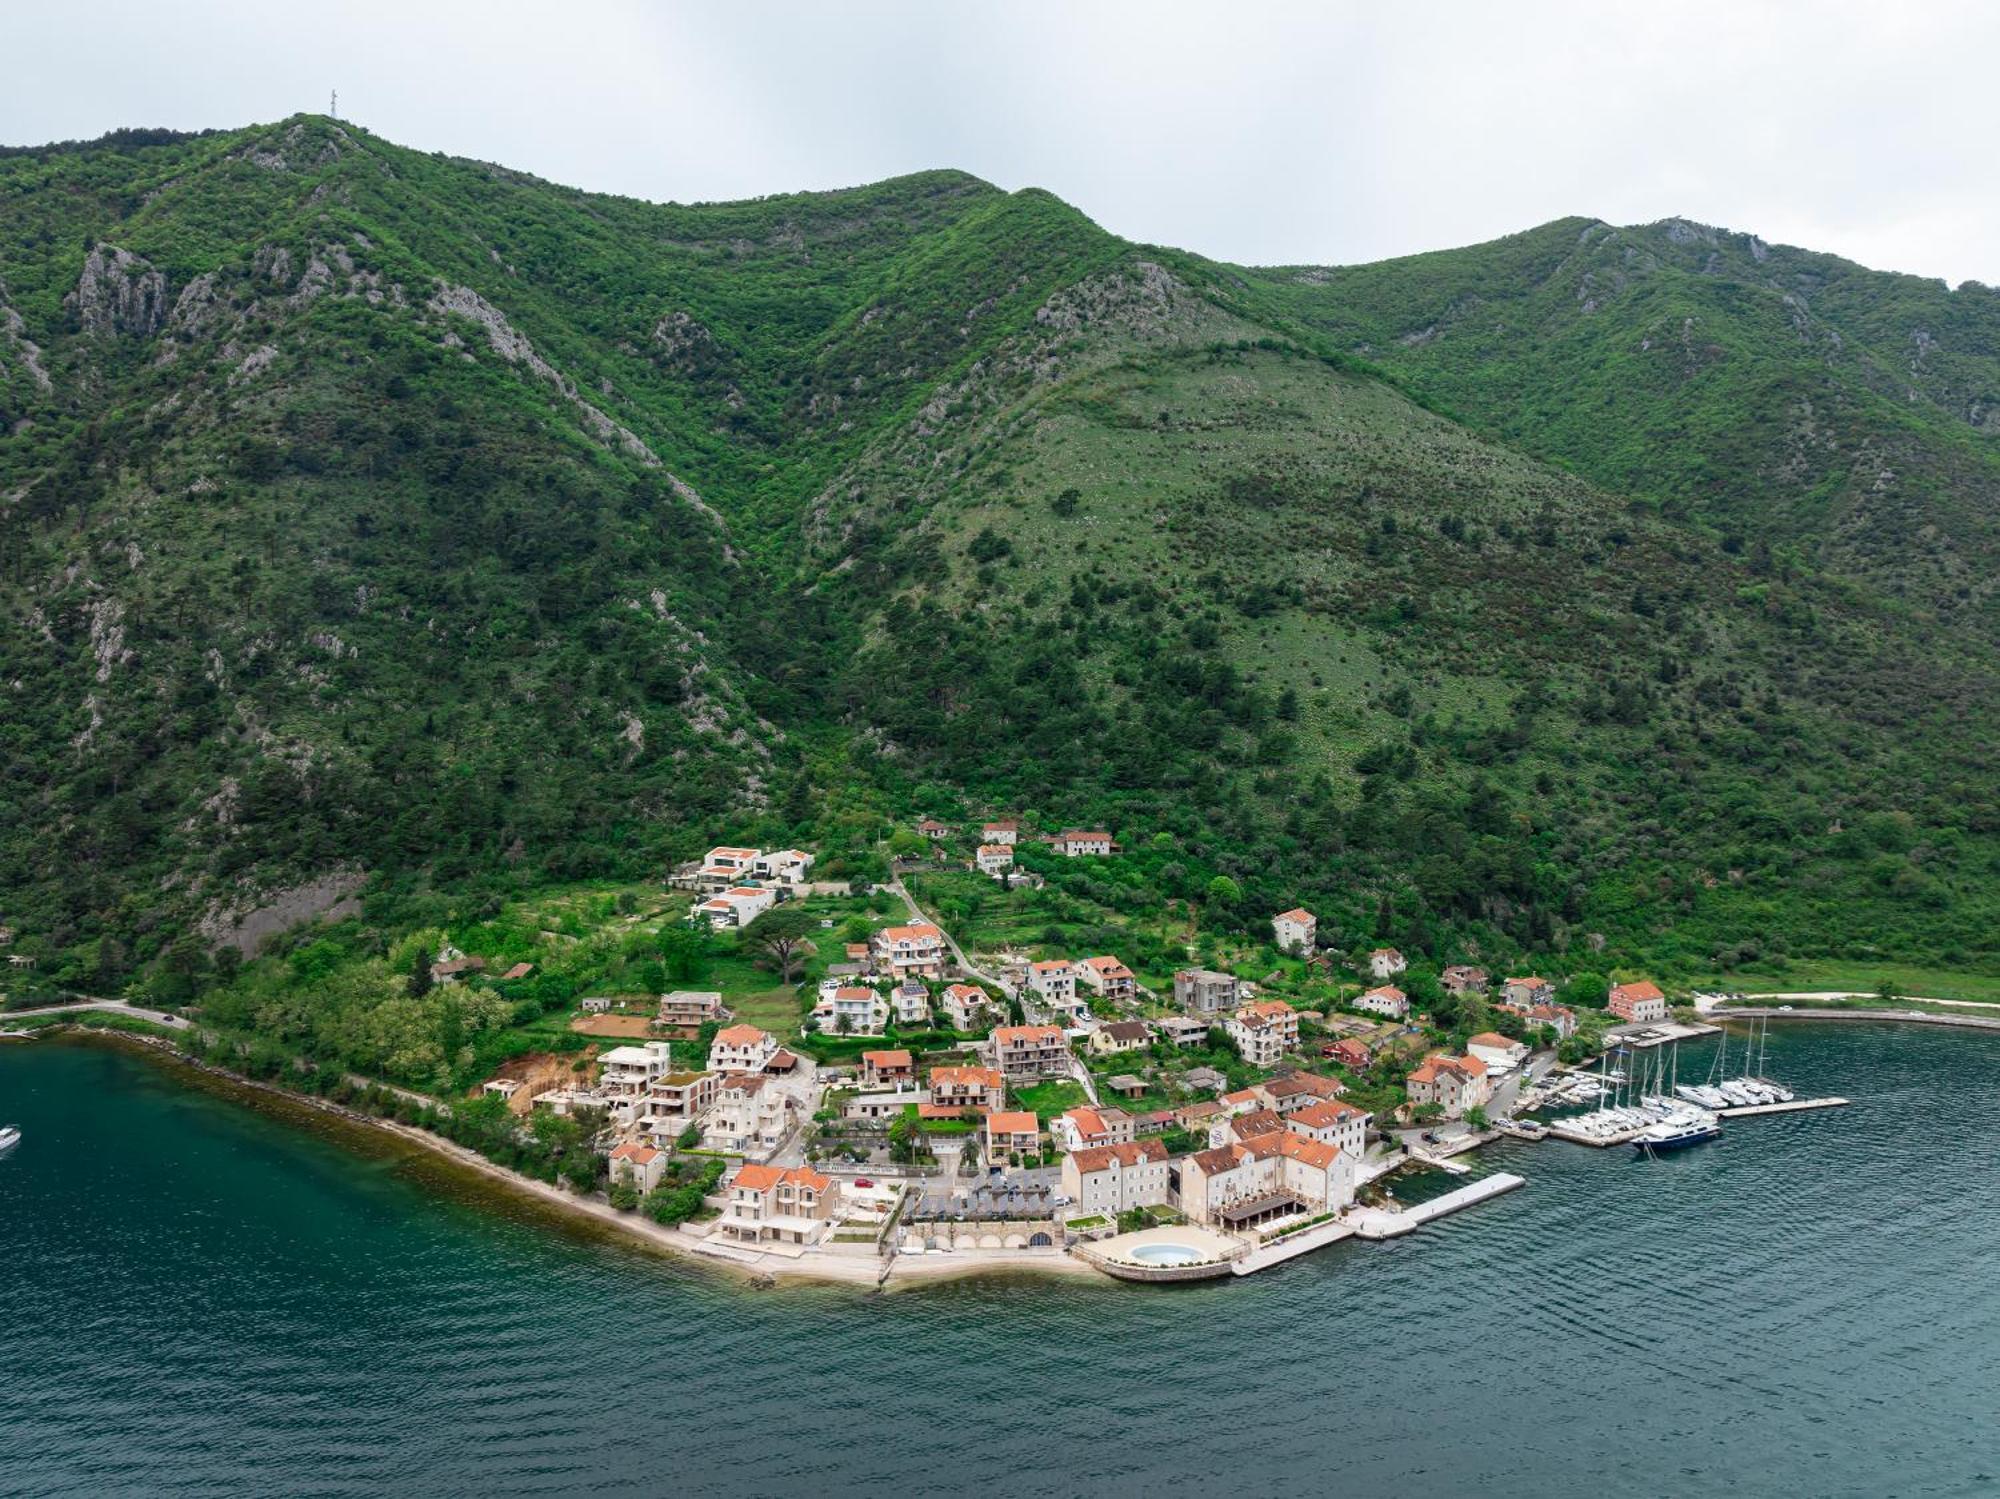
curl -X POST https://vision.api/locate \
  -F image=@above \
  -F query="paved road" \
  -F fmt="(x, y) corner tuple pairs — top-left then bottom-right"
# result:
(1714, 990), (2000, 1013)
(1717, 1005), (2000, 1033)
(3, 998), (189, 1030)
(1488, 1051), (1557, 1118)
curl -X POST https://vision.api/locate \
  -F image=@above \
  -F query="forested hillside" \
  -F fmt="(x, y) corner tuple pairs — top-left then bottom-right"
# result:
(1, 115), (1994, 998)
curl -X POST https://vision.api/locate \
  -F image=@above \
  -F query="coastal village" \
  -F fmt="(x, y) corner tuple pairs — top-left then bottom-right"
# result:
(424, 818), (1840, 1286)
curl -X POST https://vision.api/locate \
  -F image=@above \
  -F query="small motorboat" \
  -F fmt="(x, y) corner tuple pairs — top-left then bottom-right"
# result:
(0, 1125), (20, 1151)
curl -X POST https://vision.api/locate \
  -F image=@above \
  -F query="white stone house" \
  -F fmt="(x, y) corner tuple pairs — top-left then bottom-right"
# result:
(1273, 908), (1317, 956)
(1353, 984), (1410, 1020)
(1060, 1139), (1169, 1217)
(707, 1024), (779, 1074)
(608, 1141), (666, 1194)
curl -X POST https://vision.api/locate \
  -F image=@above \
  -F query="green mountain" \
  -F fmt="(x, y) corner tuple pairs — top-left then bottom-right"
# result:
(2, 116), (1995, 995)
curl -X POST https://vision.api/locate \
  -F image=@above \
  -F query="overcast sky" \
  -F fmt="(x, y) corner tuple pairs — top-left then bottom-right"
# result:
(3, 1), (1993, 285)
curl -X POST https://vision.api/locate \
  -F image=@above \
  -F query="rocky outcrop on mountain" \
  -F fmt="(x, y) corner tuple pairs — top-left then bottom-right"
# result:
(429, 281), (661, 466)
(65, 245), (169, 337)
(0, 287), (52, 393)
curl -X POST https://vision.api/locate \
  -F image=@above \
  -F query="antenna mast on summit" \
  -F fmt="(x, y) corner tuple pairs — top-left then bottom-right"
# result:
(330, 89), (339, 120)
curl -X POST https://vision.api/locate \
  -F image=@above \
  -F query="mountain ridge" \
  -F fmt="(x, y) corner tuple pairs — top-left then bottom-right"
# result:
(1, 115), (1994, 1000)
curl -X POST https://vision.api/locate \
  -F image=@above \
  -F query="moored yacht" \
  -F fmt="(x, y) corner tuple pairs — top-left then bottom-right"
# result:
(1633, 1113), (1721, 1152)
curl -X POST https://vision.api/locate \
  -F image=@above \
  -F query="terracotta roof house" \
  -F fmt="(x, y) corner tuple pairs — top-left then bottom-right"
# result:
(1608, 980), (1669, 1023)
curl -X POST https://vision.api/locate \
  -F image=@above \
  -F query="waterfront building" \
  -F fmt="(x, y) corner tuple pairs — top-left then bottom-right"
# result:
(608, 1141), (666, 1194)
(1284, 1099), (1369, 1157)
(1405, 1052), (1491, 1117)
(1175, 1129), (1356, 1229)
(718, 1164), (839, 1246)
(1060, 1139), (1170, 1217)
(1608, 980), (1669, 1023)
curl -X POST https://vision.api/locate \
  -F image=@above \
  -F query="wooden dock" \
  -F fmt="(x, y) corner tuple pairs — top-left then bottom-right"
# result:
(1715, 1096), (1849, 1118)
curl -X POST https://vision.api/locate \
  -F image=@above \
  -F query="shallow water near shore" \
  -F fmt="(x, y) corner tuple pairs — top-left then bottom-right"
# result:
(3, 1023), (1997, 1497)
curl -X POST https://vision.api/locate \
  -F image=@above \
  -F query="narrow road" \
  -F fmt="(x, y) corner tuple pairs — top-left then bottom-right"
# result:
(887, 880), (1020, 1002)
(888, 877), (1087, 1101)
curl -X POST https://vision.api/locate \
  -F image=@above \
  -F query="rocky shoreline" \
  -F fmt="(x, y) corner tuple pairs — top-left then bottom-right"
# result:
(36, 1026), (1095, 1290)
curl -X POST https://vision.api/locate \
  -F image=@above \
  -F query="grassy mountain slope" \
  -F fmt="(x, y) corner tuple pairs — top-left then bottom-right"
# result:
(808, 263), (1997, 972)
(1231, 217), (2000, 625)
(0, 117), (1995, 998)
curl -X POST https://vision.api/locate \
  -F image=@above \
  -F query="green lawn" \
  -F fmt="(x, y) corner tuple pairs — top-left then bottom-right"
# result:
(1010, 1079), (1087, 1121)
(729, 987), (807, 1036)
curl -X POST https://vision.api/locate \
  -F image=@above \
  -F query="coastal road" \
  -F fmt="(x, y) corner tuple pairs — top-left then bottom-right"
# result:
(1716, 1005), (2000, 1033)
(1713, 990), (2000, 1013)
(3, 998), (189, 1030)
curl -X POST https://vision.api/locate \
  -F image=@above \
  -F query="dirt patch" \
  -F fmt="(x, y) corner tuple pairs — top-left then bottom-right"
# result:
(570, 1013), (657, 1039)
(486, 1049), (597, 1114)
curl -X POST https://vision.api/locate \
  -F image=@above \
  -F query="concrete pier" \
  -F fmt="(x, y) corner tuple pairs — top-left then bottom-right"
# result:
(1716, 1096), (1849, 1118)
(1350, 1173), (1526, 1239)
(1544, 1120), (1644, 1147)
(1232, 1217), (1358, 1274)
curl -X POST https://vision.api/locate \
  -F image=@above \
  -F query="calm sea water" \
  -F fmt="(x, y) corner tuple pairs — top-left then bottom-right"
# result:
(2, 1025), (1997, 1498)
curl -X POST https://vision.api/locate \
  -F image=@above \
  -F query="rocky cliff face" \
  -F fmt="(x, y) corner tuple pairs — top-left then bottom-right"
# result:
(65, 244), (169, 338)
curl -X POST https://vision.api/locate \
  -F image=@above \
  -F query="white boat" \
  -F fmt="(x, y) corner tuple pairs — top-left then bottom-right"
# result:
(0, 1125), (19, 1151)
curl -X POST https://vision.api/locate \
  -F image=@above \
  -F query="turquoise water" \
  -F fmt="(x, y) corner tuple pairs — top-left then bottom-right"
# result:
(3, 1025), (1997, 1497)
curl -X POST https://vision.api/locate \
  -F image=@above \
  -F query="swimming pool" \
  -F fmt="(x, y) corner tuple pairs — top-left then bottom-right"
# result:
(1123, 1242), (1206, 1267)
